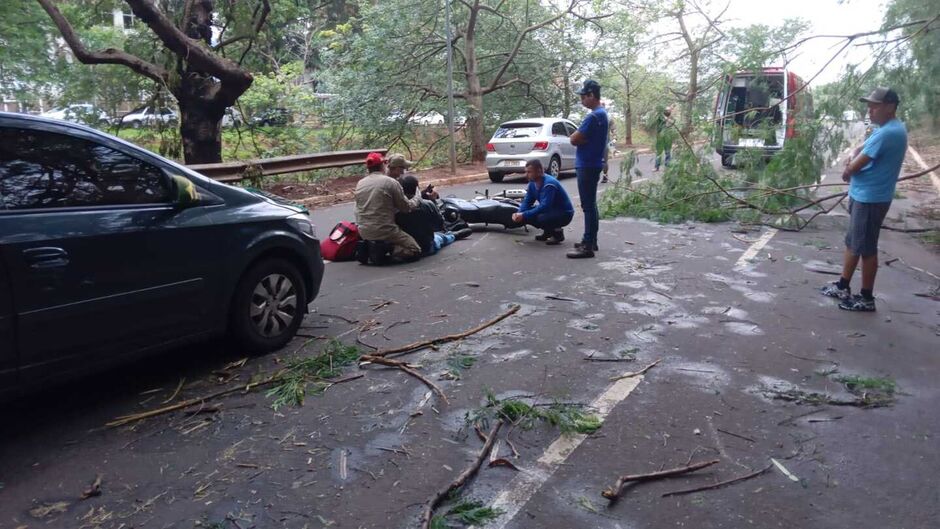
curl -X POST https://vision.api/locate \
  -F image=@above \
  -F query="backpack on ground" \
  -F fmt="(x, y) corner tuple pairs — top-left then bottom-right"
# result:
(320, 221), (360, 261)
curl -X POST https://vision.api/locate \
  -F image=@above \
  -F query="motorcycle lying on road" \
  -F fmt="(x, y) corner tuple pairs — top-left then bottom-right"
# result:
(440, 189), (528, 231)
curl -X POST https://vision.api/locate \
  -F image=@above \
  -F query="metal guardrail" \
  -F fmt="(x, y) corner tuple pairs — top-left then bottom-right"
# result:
(187, 149), (388, 182)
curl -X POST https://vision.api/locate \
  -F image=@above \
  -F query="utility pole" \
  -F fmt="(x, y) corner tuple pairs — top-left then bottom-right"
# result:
(444, 0), (458, 175)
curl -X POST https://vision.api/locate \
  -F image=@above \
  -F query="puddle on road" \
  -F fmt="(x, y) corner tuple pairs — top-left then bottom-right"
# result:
(661, 312), (710, 329)
(616, 280), (646, 289)
(705, 272), (776, 303)
(666, 361), (732, 390)
(723, 321), (764, 335)
(599, 258), (673, 277)
(568, 319), (602, 332)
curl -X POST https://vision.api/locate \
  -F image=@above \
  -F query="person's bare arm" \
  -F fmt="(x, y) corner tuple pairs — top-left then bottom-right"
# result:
(570, 131), (587, 146)
(842, 152), (873, 182)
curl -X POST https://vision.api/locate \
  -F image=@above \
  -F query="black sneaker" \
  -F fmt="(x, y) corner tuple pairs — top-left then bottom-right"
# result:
(839, 295), (876, 312)
(546, 229), (565, 245)
(575, 241), (599, 252)
(453, 228), (473, 240)
(534, 230), (552, 242)
(566, 246), (595, 259)
(820, 281), (851, 301)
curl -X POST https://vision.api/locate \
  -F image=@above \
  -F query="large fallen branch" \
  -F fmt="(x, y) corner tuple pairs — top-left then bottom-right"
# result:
(107, 372), (364, 427)
(601, 459), (720, 501)
(359, 354), (449, 404)
(107, 377), (279, 427)
(372, 304), (520, 358)
(418, 420), (503, 529)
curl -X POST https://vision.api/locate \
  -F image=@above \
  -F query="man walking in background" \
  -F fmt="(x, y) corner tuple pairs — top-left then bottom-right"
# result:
(820, 88), (907, 312)
(567, 79), (608, 259)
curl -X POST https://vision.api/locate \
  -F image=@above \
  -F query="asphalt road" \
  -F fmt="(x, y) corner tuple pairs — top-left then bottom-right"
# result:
(1, 151), (938, 529)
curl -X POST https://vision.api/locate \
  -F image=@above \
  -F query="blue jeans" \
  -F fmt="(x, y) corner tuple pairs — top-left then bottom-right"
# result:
(655, 150), (672, 170)
(576, 167), (602, 244)
(528, 210), (573, 231)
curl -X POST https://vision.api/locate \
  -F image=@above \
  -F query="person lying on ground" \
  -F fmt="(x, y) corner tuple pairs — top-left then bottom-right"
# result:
(510, 159), (574, 246)
(396, 175), (472, 256)
(354, 152), (422, 262)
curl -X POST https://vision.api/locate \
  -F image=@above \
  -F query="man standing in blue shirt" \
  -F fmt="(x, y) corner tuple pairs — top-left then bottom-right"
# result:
(512, 159), (574, 245)
(820, 88), (908, 312)
(567, 79), (608, 259)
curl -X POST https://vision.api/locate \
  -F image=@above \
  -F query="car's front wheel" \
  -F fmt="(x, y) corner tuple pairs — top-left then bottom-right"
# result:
(230, 258), (307, 353)
(488, 171), (504, 183)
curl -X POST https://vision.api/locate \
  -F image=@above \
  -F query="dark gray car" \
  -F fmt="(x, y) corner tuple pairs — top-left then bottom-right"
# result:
(0, 113), (324, 399)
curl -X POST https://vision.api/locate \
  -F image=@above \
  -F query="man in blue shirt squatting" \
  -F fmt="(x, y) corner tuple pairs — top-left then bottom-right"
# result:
(820, 87), (908, 312)
(567, 79), (608, 259)
(511, 159), (575, 245)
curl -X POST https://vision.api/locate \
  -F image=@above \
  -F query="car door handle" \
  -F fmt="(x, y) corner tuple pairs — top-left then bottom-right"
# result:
(23, 247), (70, 269)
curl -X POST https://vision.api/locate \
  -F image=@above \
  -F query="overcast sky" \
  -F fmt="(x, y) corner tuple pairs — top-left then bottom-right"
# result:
(717, 0), (889, 85)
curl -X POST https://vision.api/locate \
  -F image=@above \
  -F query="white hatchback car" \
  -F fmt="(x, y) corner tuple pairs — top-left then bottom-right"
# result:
(485, 117), (577, 182)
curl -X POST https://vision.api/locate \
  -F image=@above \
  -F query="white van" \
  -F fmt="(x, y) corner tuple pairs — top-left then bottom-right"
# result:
(713, 68), (813, 167)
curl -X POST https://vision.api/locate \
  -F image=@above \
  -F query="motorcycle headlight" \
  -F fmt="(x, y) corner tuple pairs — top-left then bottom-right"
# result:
(287, 213), (317, 239)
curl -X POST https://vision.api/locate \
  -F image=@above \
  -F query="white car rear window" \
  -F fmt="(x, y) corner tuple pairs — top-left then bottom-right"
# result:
(493, 124), (543, 138)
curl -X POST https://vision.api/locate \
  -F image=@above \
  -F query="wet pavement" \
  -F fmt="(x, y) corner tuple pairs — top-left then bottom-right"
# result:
(1, 153), (938, 529)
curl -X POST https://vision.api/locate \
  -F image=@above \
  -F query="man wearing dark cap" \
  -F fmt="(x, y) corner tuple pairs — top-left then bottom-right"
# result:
(820, 88), (907, 312)
(567, 79), (608, 259)
(354, 152), (422, 261)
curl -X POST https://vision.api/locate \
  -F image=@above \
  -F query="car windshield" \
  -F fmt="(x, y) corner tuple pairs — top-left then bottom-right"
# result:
(493, 123), (543, 139)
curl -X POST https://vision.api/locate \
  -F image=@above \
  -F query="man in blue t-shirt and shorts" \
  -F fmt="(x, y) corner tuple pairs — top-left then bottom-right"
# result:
(820, 88), (908, 312)
(567, 79), (608, 259)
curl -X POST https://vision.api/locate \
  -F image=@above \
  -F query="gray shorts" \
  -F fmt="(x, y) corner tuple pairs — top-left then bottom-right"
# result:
(845, 198), (891, 257)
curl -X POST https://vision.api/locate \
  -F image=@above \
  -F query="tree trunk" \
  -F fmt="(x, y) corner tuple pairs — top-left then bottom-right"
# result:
(463, 22), (487, 163)
(683, 48), (698, 136)
(562, 67), (571, 119)
(623, 76), (633, 146)
(179, 102), (226, 164)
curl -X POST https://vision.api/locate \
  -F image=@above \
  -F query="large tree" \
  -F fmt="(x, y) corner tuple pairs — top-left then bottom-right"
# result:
(36, 0), (273, 163)
(320, 0), (603, 163)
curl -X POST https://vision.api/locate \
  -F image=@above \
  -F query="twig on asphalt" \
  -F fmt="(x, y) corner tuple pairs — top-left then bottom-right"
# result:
(372, 304), (520, 358)
(610, 358), (662, 381)
(315, 312), (359, 324)
(661, 463), (772, 497)
(782, 351), (839, 365)
(805, 267), (841, 276)
(161, 377), (186, 404)
(602, 459), (721, 501)
(360, 355), (449, 404)
(717, 428), (756, 443)
(419, 420), (503, 529)
(371, 300), (394, 312)
(382, 320), (411, 340)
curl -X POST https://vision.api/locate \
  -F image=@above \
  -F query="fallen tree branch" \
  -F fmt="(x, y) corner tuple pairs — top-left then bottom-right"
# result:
(610, 358), (662, 381)
(419, 420), (503, 529)
(661, 463), (772, 497)
(360, 355), (449, 404)
(602, 459), (720, 500)
(107, 376), (279, 427)
(373, 304), (520, 358)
